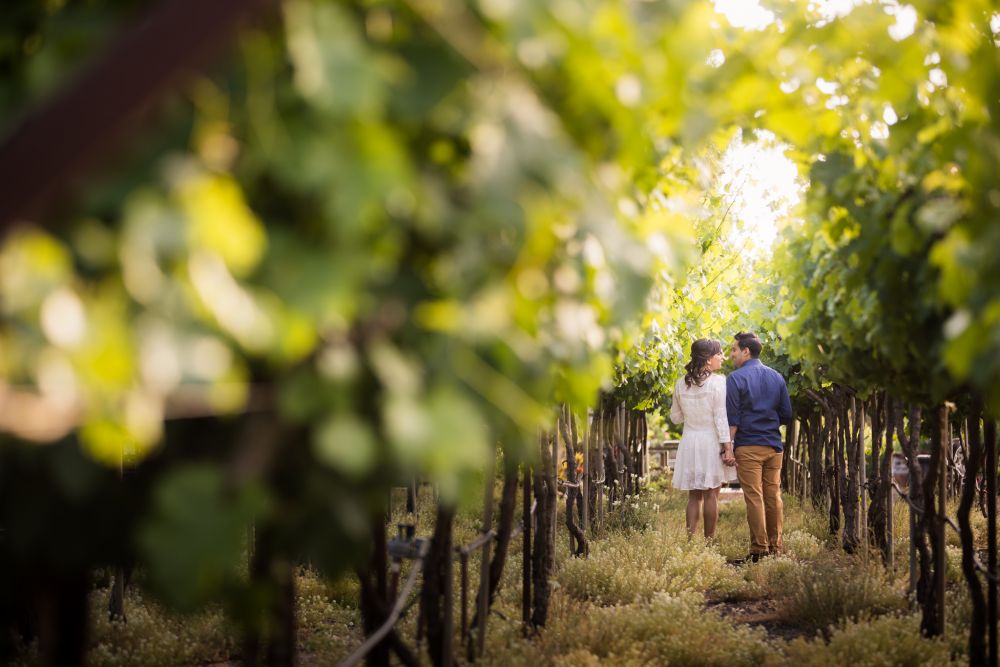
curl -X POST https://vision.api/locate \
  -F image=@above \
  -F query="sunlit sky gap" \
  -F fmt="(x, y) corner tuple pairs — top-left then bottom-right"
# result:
(717, 132), (803, 259)
(664, 0), (952, 258)
(707, 0), (878, 258)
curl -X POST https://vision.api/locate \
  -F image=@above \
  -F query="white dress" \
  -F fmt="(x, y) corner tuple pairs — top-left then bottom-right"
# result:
(669, 374), (738, 490)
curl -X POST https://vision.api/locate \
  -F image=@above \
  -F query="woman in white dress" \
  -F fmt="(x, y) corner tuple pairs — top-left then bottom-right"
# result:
(670, 339), (737, 539)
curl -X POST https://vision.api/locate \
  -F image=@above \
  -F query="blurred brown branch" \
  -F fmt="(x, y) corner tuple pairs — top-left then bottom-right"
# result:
(0, 0), (277, 233)
(0, 382), (273, 443)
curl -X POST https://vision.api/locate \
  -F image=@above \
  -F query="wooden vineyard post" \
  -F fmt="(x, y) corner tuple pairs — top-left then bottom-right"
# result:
(356, 515), (391, 667)
(583, 409), (590, 536)
(885, 395), (894, 572)
(986, 416), (998, 667)
(959, 402), (987, 665)
(559, 405), (587, 558)
(789, 417), (800, 499)
(898, 402), (928, 604)
(909, 479), (918, 597)
(551, 429), (558, 558)
(444, 532), (454, 667)
(531, 430), (555, 628)
(522, 464), (531, 630)
(641, 411), (649, 483)
(947, 416), (955, 500)
(460, 553), (469, 642)
(782, 408), (793, 492)
(407, 478), (417, 514)
(841, 392), (860, 553)
(110, 449), (127, 623)
(887, 471), (894, 572)
(867, 391), (891, 563)
(419, 503), (455, 667)
(596, 408), (605, 528)
(614, 404), (622, 500)
(619, 403), (630, 497)
(911, 405), (945, 638)
(473, 441), (496, 658)
(782, 410), (793, 495)
(936, 405), (948, 635)
(568, 409), (585, 549)
(859, 399), (868, 554)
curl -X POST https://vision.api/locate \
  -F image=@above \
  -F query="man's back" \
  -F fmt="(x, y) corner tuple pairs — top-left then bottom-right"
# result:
(725, 359), (792, 450)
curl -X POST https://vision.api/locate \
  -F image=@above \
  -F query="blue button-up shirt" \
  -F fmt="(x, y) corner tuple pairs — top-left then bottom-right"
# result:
(725, 359), (792, 450)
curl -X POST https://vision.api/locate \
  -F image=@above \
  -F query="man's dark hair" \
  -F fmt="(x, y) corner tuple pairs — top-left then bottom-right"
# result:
(734, 332), (762, 358)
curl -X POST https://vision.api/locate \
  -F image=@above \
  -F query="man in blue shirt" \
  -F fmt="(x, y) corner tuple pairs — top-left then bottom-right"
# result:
(725, 332), (792, 560)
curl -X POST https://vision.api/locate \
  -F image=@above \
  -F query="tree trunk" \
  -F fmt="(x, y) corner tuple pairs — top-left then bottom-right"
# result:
(841, 392), (860, 553)
(420, 504), (455, 666)
(629, 410), (643, 494)
(361, 514), (390, 667)
(781, 407), (794, 490)
(522, 464), (532, 628)
(108, 567), (127, 623)
(268, 558), (297, 667)
(917, 406), (946, 637)
(883, 395), (895, 568)
(867, 391), (891, 562)
(826, 396), (841, 536)
(984, 416), (998, 665)
(958, 402), (987, 663)
(573, 413), (586, 531)
(808, 412), (825, 510)
(602, 401), (619, 508)
(37, 574), (88, 667)
(559, 406), (588, 558)
(638, 411), (648, 487)
(472, 457), (519, 627)
(804, 390), (836, 524)
(468, 440), (497, 661)
(531, 431), (553, 628)
(618, 404), (633, 500)
(587, 409), (602, 528)
(895, 402), (935, 635)
(242, 524), (298, 667)
(546, 431), (558, 573)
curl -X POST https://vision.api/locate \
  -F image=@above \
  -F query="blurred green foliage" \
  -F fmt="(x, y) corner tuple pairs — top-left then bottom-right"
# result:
(0, 0), (703, 622)
(1, 0), (999, 641)
(612, 0), (1000, 413)
(759, 0), (1000, 407)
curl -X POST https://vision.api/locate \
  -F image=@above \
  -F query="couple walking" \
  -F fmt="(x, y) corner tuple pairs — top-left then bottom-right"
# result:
(670, 332), (792, 561)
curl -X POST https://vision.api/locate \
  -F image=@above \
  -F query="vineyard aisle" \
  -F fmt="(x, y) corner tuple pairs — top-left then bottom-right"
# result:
(17, 481), (969, 666)
(2, 1), (999, 666)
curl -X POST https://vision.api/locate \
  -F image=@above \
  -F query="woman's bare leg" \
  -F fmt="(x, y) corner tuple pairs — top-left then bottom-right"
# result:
(703, 486), (721, 539)
(686, 490), (704, 539)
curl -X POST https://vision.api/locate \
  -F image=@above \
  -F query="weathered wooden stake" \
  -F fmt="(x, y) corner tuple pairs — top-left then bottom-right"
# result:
(985, 416), (998, 666)
(521, 464), (531, 630)
(474, 441), (496, 658)
(583, 409), (590, 535)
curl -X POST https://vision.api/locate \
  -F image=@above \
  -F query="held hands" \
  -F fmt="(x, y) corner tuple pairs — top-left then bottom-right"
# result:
(721, 443), (736, 467)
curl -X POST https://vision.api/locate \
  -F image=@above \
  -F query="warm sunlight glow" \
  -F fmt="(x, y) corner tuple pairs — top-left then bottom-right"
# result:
(713, 0), (775, 31)
(716, 0), (870, 30)
(717, 131), (803, 258)
(809, 0), (863, 22)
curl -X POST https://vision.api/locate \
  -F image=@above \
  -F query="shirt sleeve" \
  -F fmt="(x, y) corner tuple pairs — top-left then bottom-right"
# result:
(726, 373), (741, 428)
(713, 376), (730, 443)
(670, 381), (684, 425)
(777, 376), (793, 426)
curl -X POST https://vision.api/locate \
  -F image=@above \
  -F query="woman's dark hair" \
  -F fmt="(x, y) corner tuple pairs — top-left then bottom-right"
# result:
(733, 331), (763, 358)
(684, 339), (722, 387)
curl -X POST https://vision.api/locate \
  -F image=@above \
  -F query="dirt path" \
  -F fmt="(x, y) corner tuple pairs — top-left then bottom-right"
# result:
(718, 487), (744, 503)
(705, 597), (813, 642)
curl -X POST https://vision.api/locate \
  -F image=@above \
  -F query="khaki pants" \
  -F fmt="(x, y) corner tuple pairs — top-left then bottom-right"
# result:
(735, 445), (784, 555)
